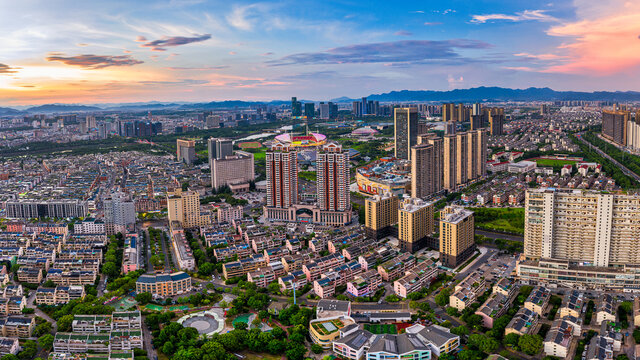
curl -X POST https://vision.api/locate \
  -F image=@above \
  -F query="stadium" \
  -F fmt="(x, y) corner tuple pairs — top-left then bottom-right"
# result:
(274, 132), (327, 147)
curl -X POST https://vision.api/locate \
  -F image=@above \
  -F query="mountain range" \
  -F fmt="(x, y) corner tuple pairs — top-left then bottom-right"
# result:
(2, 87), (640, 115)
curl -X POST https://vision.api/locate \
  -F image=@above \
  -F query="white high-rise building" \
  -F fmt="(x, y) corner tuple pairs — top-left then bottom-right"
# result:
(104, 192), (136, 229)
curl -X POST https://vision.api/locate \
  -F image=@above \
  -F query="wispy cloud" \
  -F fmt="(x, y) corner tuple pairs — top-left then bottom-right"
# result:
(45, 54), (144, 69)
(394, 30), (413, 36)
(424, 22), (443, 26)
(514, 52), (566, 60)
(139, 34), (211, 51)
(270, 39), (491, 66)
(471, 9), (558, 24)
(0, 63), (19, 74)
(226, 4), (259, 31)
(166, 66), (229, 70)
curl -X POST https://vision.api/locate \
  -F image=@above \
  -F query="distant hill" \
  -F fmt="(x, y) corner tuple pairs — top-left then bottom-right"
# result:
(26, 104), (102, 113)
(366, 87), (640, 102)
(178, 100), (291, 110)
(0, 107), (23, 116)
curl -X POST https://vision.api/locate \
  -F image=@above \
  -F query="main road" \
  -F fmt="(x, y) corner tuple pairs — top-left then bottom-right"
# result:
(577, 133), (640, 182)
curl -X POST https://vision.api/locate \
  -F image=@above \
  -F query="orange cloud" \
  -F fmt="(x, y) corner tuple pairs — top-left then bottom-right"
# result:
(545, 4), (640, 74)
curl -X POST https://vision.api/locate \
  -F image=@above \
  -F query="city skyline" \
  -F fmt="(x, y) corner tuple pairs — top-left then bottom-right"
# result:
(2, 0), (640, 105)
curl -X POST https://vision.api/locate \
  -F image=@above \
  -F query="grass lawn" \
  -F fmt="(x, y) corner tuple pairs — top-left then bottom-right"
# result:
(471, 207), (524, 235)
(242, 353), (284, 360)
(298, 171), (317, 182)
(364, 324), (398, 334)
(534, 158), (577, 167)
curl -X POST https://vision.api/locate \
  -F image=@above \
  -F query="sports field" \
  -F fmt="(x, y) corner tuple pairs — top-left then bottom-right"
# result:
(533, 158), (577, 167)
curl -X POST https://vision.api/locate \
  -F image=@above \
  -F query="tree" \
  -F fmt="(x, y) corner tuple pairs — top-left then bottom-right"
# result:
(38, 334), (54, 351)
(267, 339), (286, 354)
(57, 315), (74, 332)
(102, 262), (118, 277)
(451, 326), (469, 336)
(135, 292), (152, 305)
(33, 321), (52, 337)
(311, 344), (324, 354)
(435, 288), (451, 306)
(446, 307), (460, 317)
(1, 355), (19, 360)
(162, 341), (175, 355)
(285, 343), (307, 360)
(503, 333), (520, 348)
(518, 334), (543, 355)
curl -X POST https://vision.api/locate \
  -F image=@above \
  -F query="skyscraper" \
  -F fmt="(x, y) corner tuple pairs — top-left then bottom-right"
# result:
(365, 192), (399, 239)
(455, 132), (468, 186)
(104, 192), (136, 234)
(265, 143), (298, 208)
(398, 197), (435, 253)
(442, 103), (455, 121)
(443, 134), (457, 191)
(352, 101), (362, 117)
(472, 103), (482, 116)
(442, 130), (486, 190)
(411, 134), (443, 198)
(166, 188), (209, 228)
(361, 97), (368, 115)
(176, 139), (196, 164)
(394, 107), (419, 160)
(316, 142), (350, 212)
(208, 138), (233, 160)
(304, 103), (315, 119)
(439, 206), (475, 268)
(291, 97), (302, 117)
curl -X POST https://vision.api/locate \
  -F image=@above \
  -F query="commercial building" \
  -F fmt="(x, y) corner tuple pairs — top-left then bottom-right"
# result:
(364, 192), (399, 240)
(439, 206), (475, 268)
(518, 188), (640, 290)
(365, 333), (431, 360)
(411, 134), (443, 198)
(135, 272), (192, 297)
(210, 151), (255, 191)
(310, 315), (356, 349)
(176, 139), (196, 164)
(398, 197), (435, 253)
(394, 108), (419, 160)
(166, 189), (209, 228)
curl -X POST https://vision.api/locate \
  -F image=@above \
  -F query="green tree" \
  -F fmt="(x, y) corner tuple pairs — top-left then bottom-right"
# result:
(57, 315), (75, 332)
(451, 326), (469, 336)
(503, 333), (520, 348)
(102, 262), (118, 277)
(38, 334), (54, 351)
(311, 344), (324, 354)
(518, 334), (543, 355)
(162, 341), (175, 355)
(435, 288), (452, 306)
(33, 321), (52, 337)
(135, 292), (152, 305)
(285, 343), (307, 360)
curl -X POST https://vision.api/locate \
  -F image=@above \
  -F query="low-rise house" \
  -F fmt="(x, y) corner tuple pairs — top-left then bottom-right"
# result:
(2, 285), (23, 298)
(53, 333), (110, 353)
(47, 269), (97, 285)
(559, 291), (584, 318)
(524, 286), (550, 315)
(505, 308), (539, 336)
(449, 272), (486, 311)
(544, 318), (576, 358)
(135, 272), (192, 297)
(333, 329), (374, 360)
(0, 316), (35, 337)
(393, 260), (439, 298)
(405, 324), (460, 357)
(73, 315), (112, 333)
(475, 292), (511, 329)
(17, 267), (42, 283)
(247, 268), (276, 288)
(278, 270), (307, 292)
(347, 270), (382, 298)
(596, 294), (616, 325)
(365, 333), (431, 360)
(314, 277), (336, 299)
(0, 337), (19, 356)
(377, 253), (415, 282)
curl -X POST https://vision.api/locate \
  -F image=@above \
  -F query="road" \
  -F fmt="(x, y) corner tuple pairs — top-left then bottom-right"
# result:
(475, 229), (523, 242)
(26, 291), (57, 332)
(454, 248), (496, 281)
(577, 133), (640, 182)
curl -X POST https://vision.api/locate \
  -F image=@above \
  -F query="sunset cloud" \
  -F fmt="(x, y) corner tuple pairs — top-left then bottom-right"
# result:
(544, 3), (640, 74)
(0, 63), (19, 74)
(471, 9), (557, 24)
(45, 54), (144, 69)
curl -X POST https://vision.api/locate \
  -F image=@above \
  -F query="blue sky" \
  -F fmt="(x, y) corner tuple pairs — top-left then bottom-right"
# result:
(1, 0), (640, 105)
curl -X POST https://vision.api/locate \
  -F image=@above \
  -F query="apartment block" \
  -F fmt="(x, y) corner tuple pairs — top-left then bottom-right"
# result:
(449, 272), (486, 311)
(439, 206), (475, 268)
(393, 260), (439, 298)
(377, 253), (416, 282)
(398, 197), (434, 253)
(135, 272), (192, 297)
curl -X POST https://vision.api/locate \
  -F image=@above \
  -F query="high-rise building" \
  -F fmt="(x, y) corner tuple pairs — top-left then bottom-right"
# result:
(540, 104), (550, 115)
(485, 108), (505, 136)
(104, 192), (136, 234)
(411, 134), (443, 198)
(291, 97), (302, 117)
(176, 139), (196, 164)
(627, 111), (640, 150)
(444, 121), (456, 135)
(442, 130), (486, 190)
(472, 103), (482, 116)
(352, 101), (362, 117)
(319, 102), (337, 120)
(602, 110), (629, 146)
(211, 151), (255, 190)
(361, 97), (368, 115)
(265, 143), (298, 209)
(166, 188), (209, 228)
(316, 143), (350, 212)
(394, 107), (419, 160)
(399, 197), (435, 253)
(207, 138), (233, 160)
(470, 115), (484, 130)
(364, 192), (399, 239)
(439, 206), (475, 268)
(518, 188), (640, 289)
(442, 103), (455, 121)
(85, 116), (96, 130)
(304, 103), (315, 119)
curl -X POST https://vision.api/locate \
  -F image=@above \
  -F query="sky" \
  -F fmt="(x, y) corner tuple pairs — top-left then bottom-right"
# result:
(1, 0), (640, 105)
